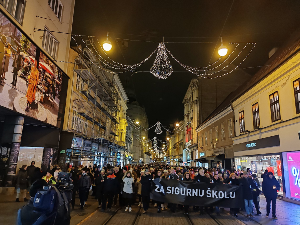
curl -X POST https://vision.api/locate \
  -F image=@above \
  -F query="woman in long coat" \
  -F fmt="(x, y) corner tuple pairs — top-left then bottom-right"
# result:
(25, 60), (39, 111)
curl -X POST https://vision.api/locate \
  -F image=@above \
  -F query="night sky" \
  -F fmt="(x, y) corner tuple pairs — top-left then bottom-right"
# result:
(72, 1), (300, 139)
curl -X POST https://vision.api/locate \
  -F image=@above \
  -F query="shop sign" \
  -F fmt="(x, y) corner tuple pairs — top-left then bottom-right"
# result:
(200, 152), (205, 157)
(233, 135), (280, 152)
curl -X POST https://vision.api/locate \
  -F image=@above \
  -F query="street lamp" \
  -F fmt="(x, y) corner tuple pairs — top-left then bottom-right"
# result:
(142, 136), (145, 140)
(103, 32), (112, 52)
(218, 37), (228, 57)
(176, 123), (180, 127)
(167, 137), (170, 141)
(135, 120), (140, 125)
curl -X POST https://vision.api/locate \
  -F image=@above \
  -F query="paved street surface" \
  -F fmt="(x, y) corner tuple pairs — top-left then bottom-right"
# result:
(1, 193), (300, 225)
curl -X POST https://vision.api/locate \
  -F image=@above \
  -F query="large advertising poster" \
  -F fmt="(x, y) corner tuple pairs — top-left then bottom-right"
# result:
(0, 11), (64, 127)
(287, 152), (300, 200)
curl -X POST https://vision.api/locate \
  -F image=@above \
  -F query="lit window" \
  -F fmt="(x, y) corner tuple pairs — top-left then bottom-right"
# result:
(204, 132), (208, 146)
(221, 122), (225, 140)
(209, 129), (212, 147)
(269, 91), (281, 122)
(42, 27), (59, 59)
(228, 118), (233, 137)
(215, 126), (218, 142)
(1, 0), (26, 24)
(239, 111), (245, 133)
(293, 79), (300, 114)
(48, 0), (63, 22)
(252, 103), (260, 129)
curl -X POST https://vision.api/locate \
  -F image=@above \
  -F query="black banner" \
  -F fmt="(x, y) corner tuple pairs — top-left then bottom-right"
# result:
(151, 178), (244, 207)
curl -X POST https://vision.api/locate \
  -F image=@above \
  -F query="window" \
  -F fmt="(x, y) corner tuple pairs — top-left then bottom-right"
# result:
(252, 103), (260, 129)
(215, 126), (218, 143)
(204, 132), (207, 146)
(228, 118), (233, 137)
(1, 0), (26, 24)
(221, 122), (225, 140)
(294, 79), (300, 114)
(239, 111), (245, 133)
(42, 27), (59, 59)
(269, 91), (281, 122)
(48, 0), (63, 22)
(209, 129), (212, 147)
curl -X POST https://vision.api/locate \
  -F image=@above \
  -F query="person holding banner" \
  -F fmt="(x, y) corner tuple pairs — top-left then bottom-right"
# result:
(194, 168), (210, 215)
(211, 173), (221, 215)
(140, 169), (152, 214)
(227, 173), (240, 217)
(183, 172), (192, 215)
(155, 170), (164, 213)
(167, 167), (179, 213)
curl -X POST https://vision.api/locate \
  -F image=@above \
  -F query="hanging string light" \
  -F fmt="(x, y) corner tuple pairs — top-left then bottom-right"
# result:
(150, 42), (173, 79)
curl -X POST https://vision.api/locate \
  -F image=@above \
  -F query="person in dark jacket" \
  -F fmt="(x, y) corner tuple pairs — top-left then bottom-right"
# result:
(95, 169), (106, 208)
(26, 161), (35, 187)
(140, 169), (152, 213)
(194, 169), (210, 214)
(240, 172), (253, 217)
(227, 173), (239, 217)
(167, 168), (179, 213)
(154, 170), (163, 213)
(70, 166), (79, 209)
(78, 168), (91, 209)
(211, 173), (222, 215)
(30, 167), (42, 185)
(102, 170), (117, 211)
(113, 167), (124, 207)
(16, 165), (28, 202)
(183, 172), (192, 215)
(263, 172), (280, 219)
(250, 174), (261, 215)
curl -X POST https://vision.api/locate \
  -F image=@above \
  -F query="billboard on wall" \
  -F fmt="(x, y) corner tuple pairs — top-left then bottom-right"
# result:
(283, 151), (300, 200)
(0, 11), (65, 127)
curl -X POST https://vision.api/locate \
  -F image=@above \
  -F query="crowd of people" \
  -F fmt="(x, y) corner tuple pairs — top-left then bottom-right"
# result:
(14, 162), (281, 220)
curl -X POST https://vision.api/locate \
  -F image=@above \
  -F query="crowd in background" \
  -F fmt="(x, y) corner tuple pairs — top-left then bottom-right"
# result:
(14, 162), (281, 220)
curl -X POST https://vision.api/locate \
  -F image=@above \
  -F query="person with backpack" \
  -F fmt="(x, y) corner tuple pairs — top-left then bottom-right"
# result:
(16, 165), (28, 202)
(123, 171), (134, 212)
(78, 168), (91, 209)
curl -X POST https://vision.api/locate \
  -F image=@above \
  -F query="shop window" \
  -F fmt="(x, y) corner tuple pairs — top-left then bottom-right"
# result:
(215, 126), (218, 143)
(221, 122), (225, 140)
(48, 0), (63, 22)
(252, 102), (260, 129)
(1, 0), (26, 24)
(42, 27), (59, 60)
(228, 118), (233, 137)
(293, 79), (300, 114)
(269, 91), (281, 122)
(239, 111), (245, 133)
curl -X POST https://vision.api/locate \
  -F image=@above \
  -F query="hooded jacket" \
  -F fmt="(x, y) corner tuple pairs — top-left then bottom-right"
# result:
(263, 175), (280, 198)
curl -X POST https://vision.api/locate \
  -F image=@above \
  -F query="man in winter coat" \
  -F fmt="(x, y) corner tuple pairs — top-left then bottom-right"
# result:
(263, 172), (280, 219)
(194, 169), (210, 215)
(102, 170), (117, 211)
(78, 168), (91, 209)
(95, 170), (106, 208)
(26, 161), (35, 187)
(140, 169), (152, 213)
(239, 172), (254, 217)
(250, 174), (261, 215)
(16, 165), (28, 202)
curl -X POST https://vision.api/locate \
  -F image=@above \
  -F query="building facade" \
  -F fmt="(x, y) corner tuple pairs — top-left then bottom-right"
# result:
(0, 0), (75, 190)
(232, 31), (300, 202)
(60, 46), (128, 168)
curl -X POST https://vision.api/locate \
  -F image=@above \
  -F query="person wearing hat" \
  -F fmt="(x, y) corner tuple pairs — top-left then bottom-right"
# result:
(42, 170), (56, 185)
(78, 168), (91, 209)
(263, 172), (280, 219)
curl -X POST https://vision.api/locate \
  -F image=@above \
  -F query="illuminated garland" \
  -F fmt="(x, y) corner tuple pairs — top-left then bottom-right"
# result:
(150, 43), (173, 79)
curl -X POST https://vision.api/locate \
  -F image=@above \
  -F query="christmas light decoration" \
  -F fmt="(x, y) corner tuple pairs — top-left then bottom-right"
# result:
(155, 122), (163, 134)
(150, 43), (173, 79)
